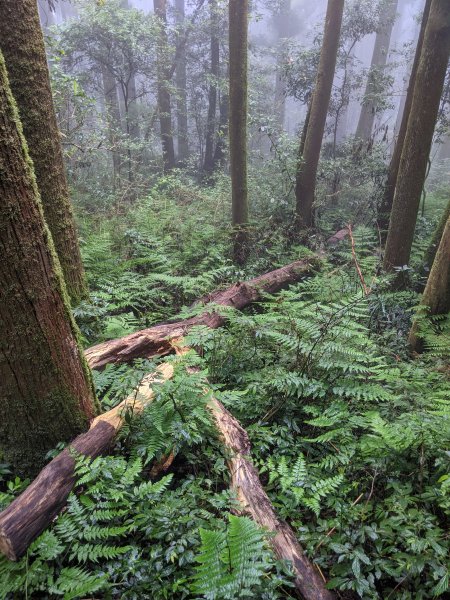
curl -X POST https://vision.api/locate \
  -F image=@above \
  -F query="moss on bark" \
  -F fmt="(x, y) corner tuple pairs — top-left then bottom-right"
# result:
(0, 0), (88, 305)
(0, 51), (98, 477)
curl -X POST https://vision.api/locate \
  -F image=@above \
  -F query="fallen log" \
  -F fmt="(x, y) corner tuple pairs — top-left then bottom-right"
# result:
(209, 395), (335, 600)
(86, 257), (318, 370)
(0, 362), (175, 561)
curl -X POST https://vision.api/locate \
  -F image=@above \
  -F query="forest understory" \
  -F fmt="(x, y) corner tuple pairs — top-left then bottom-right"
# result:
(0, 0), (449, 599)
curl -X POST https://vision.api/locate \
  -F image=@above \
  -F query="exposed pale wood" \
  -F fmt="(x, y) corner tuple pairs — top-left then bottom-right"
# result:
(0, 363), (175, 561)
(86, 257), (319, 370)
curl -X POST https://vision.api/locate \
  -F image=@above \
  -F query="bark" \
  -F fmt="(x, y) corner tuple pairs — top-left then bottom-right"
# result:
(378, 0), (432, 239)
(295, 0), (344, 228)
(422, 198), (450, 277)
(409, 208), (450, 351)
(175, 0), (189, 164)
(383, 0), (450, 275)
(229, 0), (249, 264)
(0, 0), (88, 305)
(101, 64), (123, 188)
(203, 0), (220, 173)
(355, 0), (398, 143)
(85, 257), (319, 370)
(208, 396), (335, 600)
(213, 73), (229, 168)
(0, 364), (173, 561)
(0, 51), (97, 477)
(154, 0), (176, 171)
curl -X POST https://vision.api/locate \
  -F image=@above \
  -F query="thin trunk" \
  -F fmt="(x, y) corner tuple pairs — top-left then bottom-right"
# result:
(0, 50), (97, 477)
(295, 0), (345, 228)
(383, 0), (450, 277)
(422, 198), (450, 277)
(175, 0), (189, 164)
(154, 0), (176, 171)
(203, 0), (220, 173)
(213, 71), (229, 168)
(273, 0), (291, 133)
(409, 208), (450, 351)
(378, 0), (432, 238)
(355, 0), (398, 143)
(0, 0), (88, 304)
(229, 0), (249, 264)
(101, 65), (122, 189)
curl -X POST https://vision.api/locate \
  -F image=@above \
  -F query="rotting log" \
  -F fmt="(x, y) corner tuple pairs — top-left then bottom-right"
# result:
(209, 396), (335, 600)
(86, 257), (319, 370)
(0, 363), (175, 561)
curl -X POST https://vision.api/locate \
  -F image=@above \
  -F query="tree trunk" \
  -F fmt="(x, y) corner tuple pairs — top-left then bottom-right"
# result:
(85, 257), (319, 370)
(0, 51), (97, 477)
(295, 0), (344, 228)
(273, 0), (291, 133)
(203, 0), (220, 174)
(101, 64), (123, 189)
(378, 0), (432, 239)
(355, 0), (398, 143)
(409, 208), (450, 351)
(175, 0), (189, 164)
(229, 0), (249, 264)
(0, 0), (88, 305)
(154, 0), (176, 172)
(383, 0), (450, 276)
(213, 73), (229, 168)
(421, 198), (450, 282)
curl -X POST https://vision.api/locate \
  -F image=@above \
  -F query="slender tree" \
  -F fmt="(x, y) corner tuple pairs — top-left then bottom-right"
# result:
(213, 78), (229, 168)
(383, 0), (450, 275)
(295, 0), (345, 228)
(378, 0), (432, 237)
(229, 0), (249, 263)
(0, 0), (88, 305)
(0, 51), (97, 476)
(101, 64), (123, 189)
(154, 0), (176, 171)
(355, 0), (398, 143)
(409, 207), (450, 352)
(175, 0), (189, 164)
(203, 0), (220, 174)
(273, 0), (292, 133)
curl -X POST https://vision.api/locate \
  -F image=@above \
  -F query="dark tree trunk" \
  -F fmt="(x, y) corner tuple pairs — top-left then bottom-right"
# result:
(229, 0), (249, 264)
(422, 198), (450, 279)
(383, 0), (450, 276)
(0, 0), (88, 305)
(378, 0), (432, 239)
(0, 51), (97, 477)
(273, 0), (291, 133)
(203, 0), (220, 173)
(154, 0), (176, 172)
(355, 0), (398, 143)
(101, 64), (123, 189)
(295, 0), (344, 228)
(409, 208), (450, 351)
(175, 0), (189, 164)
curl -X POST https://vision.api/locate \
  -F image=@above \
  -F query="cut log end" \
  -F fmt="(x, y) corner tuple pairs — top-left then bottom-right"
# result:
(0, 533), (15, 562)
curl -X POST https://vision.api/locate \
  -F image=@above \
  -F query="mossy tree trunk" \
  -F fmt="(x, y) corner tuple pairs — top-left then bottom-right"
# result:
(0, 51), (97, 477)
(422, 199), (450, 278)
(203, 0), (220, 174)
(355, 0), (398, 143)
(383, 0), (450, 277)
(154, 0), (176, 172)
(0, 0), (88, 305)
(175, 0), (189, 165)
(229, 0), (249, 264)
(409, 208), (450, 352)
(295, 0), (344, 228)
(378, 0), (432, 239)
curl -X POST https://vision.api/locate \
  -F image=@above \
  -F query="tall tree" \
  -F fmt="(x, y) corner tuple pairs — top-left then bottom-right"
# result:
(378, 0), (432, 238)
(203, 0), (220, 174)
(154, 0), (176, 171)
(383, 0), (450, 275)
(273, 0), (292, 133)
(0, 0), (88, 305)
(229, 0), (249, 263)
(295, 0), (345, 228)
(101, 64), (123, 189)
(175, 0), (189, 164)
(0, 51), (97, 477)
(408, 207), (450, 352)
(355, 0), (398, 143)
